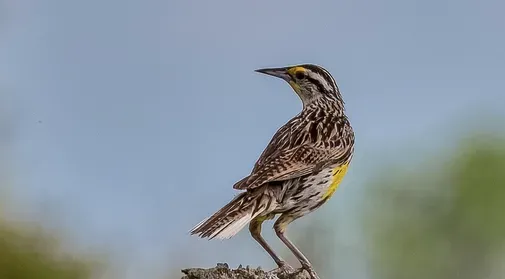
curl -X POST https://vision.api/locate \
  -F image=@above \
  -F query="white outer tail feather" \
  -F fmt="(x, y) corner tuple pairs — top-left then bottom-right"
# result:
(210, 211), (258, 240)
(190, 210), (262, 240)
(190, 216), (210, 233)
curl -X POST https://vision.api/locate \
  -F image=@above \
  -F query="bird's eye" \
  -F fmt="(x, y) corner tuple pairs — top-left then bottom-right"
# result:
(295, 71), (306, 79)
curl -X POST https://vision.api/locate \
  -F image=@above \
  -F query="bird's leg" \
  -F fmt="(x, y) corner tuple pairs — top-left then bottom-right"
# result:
(249, 215), (294, 273)
(274, 215), (320, 279)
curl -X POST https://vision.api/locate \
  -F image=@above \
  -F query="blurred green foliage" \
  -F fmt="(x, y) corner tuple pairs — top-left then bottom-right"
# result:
(363, 135), (505, 279)
(0, 216), (100, 279)
(0, 106), (101, 279)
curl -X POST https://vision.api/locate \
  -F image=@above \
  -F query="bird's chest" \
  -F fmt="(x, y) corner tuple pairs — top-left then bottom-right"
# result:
(299, 163), (350, 201)
(279, 162), (350, 211)
(320, 163), (349, 200)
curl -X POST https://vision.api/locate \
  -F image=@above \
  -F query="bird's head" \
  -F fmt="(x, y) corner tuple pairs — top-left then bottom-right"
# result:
(255, 64), (342, 108)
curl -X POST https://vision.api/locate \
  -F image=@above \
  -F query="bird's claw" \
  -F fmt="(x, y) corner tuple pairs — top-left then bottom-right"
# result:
(268, 261), (296, 275)
(305, 269), (321, 279)
(301, 263), (321, 279)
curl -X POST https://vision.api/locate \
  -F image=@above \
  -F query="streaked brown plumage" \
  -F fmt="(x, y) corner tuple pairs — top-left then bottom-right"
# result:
(190, 64), (354, 279)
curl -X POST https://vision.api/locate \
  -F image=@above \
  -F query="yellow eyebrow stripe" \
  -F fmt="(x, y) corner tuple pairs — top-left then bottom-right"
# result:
(287, 66), (306, 76)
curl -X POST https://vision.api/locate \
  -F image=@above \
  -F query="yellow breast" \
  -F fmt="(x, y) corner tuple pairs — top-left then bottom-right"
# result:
(322, 163), (349, 200)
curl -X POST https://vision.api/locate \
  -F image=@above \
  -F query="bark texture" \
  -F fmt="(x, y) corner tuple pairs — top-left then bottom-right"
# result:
(181, 263), (311, 279)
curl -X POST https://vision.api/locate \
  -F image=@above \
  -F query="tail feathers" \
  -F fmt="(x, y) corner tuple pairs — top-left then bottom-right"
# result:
(190, 192), (262, 240)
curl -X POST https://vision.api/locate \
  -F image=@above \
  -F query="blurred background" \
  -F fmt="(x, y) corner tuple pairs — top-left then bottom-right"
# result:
(1, 0), (504, 278)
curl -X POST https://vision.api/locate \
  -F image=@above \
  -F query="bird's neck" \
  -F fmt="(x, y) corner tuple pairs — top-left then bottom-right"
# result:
(302, 95), (346, 117)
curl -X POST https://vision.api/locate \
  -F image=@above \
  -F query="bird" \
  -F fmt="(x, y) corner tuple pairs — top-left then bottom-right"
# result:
(190, 64), (355, 279)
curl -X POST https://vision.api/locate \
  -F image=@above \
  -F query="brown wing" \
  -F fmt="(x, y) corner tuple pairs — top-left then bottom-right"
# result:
(233, 144), (333, 190)
(233, 112), (353, 190)
(232, 117), (296, 190)
(251, 117), (295, 173)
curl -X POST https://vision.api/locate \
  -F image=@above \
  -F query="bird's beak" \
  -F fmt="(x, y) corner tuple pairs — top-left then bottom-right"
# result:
(255, 67), (291, 82)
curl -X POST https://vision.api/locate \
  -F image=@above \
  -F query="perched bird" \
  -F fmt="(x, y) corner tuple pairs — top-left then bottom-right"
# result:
(190, 64), (354, 279)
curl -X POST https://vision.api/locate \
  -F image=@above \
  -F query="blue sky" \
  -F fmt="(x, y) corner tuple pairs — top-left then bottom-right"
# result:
(1, 0), (504, 278)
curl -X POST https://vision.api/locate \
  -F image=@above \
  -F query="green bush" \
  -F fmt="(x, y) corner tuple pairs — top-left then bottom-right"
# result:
(363, 136), (505, 279)
(0, 217), (100, 279)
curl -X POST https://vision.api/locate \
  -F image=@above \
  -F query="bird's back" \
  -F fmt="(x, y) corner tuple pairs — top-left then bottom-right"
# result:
(234, 100), (354, 193)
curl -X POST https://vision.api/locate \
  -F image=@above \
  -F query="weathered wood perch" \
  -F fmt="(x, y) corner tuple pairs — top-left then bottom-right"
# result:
(181, 263), (311, 279)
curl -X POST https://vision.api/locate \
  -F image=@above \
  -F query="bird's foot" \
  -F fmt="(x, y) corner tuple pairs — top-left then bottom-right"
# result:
(305, 269), (321, 279)
(268, 261), (296, 275)
(301, 263), (321, 279)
